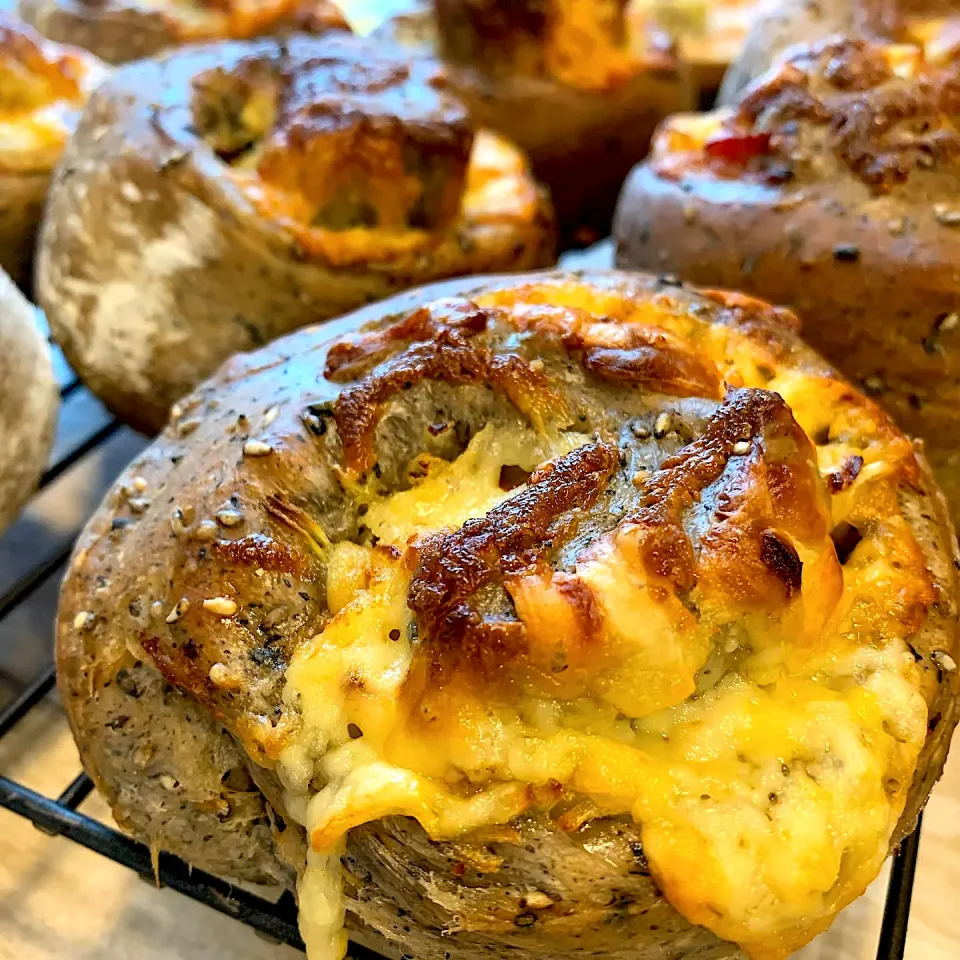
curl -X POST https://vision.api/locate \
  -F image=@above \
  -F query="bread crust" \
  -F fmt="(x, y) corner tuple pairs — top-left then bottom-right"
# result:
(17, 0), (350, 63)
(433, 0), (693, 236)
(717, 0), (960, 104)
(57, 269), (959, 959)
(36, 33), (556, 434)
(0, 266), (57, 532)
(615, 36), (960, 524)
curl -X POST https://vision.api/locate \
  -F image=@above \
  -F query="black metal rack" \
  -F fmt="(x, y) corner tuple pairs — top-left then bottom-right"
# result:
(0, 324), (925, 960)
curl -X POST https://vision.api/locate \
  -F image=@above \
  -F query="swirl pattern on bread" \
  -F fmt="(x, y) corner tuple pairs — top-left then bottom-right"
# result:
(57, 271), (960, 960)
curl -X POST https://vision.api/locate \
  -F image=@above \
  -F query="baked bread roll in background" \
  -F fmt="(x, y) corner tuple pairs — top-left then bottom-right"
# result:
(17, 0), (350, 63)
(0, 266), (58, 533)
(57, 269), (960, 960)
(36, 32), (556, 434)
(718, 0), (960, 104)
(433, 0), (693, 238)
(0, 14), (105, 289)
(615, 37), (960, 525)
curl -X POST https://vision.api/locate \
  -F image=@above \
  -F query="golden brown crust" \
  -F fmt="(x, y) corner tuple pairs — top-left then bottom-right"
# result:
(615, 35), (960, 527)
(0, 14), (105, 287)
(57, 269), (959, 958)
(37, 33), (556, 434)
(18, 0), (350, 64)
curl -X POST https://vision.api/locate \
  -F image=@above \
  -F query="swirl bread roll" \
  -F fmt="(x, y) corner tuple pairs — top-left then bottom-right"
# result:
(0, 265), (57, 533)
(17, 0), (350, 64)
(0, 14), (105, 289)
(717, 0), (960, 104)
(615, 37), (960, 526)
(433, 0), (693, 237)
(36, 32), (556, 434)
(58, 270), (960, 960)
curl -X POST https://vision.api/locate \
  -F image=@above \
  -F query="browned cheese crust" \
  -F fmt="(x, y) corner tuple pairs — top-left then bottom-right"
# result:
(434, 0), (693, 237)
(36, 32), (556, 434)
(17, 0), (350, 64)
(57, 270), (959, 959)
(615, 36), (960, 525)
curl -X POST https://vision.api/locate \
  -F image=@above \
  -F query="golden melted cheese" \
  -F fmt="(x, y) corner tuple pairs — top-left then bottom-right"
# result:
(278, 288), (933, 960)
(543, 0), (662, 90)
(230, 129), (542, 269)
(0, 20), (105, 173)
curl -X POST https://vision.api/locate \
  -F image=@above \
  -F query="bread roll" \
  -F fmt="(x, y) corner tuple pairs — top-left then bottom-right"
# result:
(37, 32), (556, 434)
(18, 0), (350, 63)
(0, 266), (57, 533)
(58, 269), (960, 960)
(615, 36), (960, 525)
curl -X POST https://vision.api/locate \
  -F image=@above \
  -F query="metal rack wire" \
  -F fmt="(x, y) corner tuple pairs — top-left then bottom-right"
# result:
(0, 317), (925, 960)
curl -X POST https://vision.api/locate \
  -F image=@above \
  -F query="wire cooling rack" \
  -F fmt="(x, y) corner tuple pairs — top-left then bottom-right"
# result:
(0, 296), (925, 960)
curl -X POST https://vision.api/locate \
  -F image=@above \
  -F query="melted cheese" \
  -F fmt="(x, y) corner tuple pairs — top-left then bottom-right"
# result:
(279, 329), (929, 960)
(0, 23), (104, 173)
(231, 129), (541, 269)
(279, 406), (926, 960)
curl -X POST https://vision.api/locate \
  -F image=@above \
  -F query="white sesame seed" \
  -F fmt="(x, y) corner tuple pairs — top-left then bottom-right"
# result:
(193, 519), (219, 540)
(935, 203), (960, 226)
(215, 507), (244, 527)
(529, 358), (545, 373)
(653, 413), (673, 437)
(165, 598), (190, 624)
(128, 497), (150, 514)
(941, 313), (959, 332)
(159, 775), (178, 791)
(120, 182), (142, 204)
(262, 405), (280, 428)
(170, 403), (183, 420)
(932, 650), (957, 672)
(203, 597), (238, 617)
(170, 508), (188, 537)
(732, 440), (751, 455)
(132, 476), (148, 493)
(73, 611), (95, 631)
(243, 439), (273, 457)
(177, 418), (201, 437)
(523, 891), (553, 910)
(864, 375), (886, 394)
(208, 662), (233, 686)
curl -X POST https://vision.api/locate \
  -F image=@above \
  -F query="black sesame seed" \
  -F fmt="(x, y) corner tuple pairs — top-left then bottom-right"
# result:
(832, 244), (860, 263)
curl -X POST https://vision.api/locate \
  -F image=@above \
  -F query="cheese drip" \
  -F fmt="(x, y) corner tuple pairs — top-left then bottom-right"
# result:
(279, 417), (927, 960)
